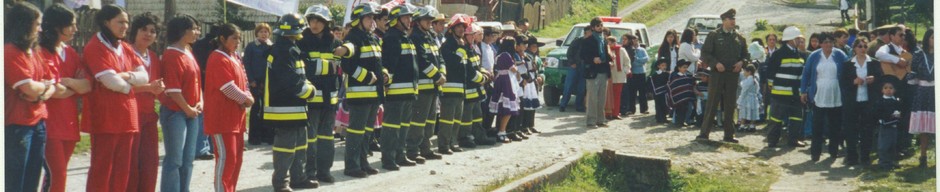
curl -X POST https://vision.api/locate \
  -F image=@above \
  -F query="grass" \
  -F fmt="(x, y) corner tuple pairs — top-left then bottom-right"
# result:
(670, 157), (780, 192)
(621, 0), (696, 27)
(531, 0), (637, 38)
(540, 154), (779, 192)
(541, 154), (613, 192)
(855, 146), (936, 192)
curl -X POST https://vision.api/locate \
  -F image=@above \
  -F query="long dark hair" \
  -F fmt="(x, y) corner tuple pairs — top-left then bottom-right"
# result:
(808, 32), (821, 51)
(210, 23), (241, 52)
(660, 29), (679, 49)
(679, 28), (695, 44)
(5, 2), (42, 51)
(903, 28), (918, 52)
(923, 28), (934, 53)
(166, 14), (199, 44)
(499, 37), (516, 55)
(39, 3), (76, 53)
(95, 4), (126, 47)
(127, 12), (161, 44)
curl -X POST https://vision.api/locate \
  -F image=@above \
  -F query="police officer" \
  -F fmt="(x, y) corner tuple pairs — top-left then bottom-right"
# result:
(406, 5), (447, 163)
(265, 13), (319, 192)
(340, 2), (386, 178)
(298, 4), (345, 183)
(438, 14), (473, 154)
(379, 4), (420, 171)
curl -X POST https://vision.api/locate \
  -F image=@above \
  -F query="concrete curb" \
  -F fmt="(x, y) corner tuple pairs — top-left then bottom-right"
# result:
(492, 152), (586, 192)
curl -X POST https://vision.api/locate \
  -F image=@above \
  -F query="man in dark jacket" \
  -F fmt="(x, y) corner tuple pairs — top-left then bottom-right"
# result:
(265, 13), (320, 191)
(696, 9), (749, 143)
(298, 4), (344, 183)
(378, 4), (420, 171)
(406, 5), (447, 163)
(558, 29), (590, 112)
(580, 17), (610, 128)
(340, 2), (386, 178)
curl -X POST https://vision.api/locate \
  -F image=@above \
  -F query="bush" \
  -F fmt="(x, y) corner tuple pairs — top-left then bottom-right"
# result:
(755, 19), (769, 31)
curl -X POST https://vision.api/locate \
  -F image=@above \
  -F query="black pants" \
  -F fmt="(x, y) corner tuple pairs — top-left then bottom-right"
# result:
(843, 101), (874, 163)
(520, 110), (536, 129)
(624, 74), (649, 114)
(766, 101), (804, 146)
(840, 9), (850, 22)
(811, 106), (843, 158)
(898, 83), (915, 153)
(672, 102), (689, 126)
(248, 86), (272, 144)
(653, 94), (668, 123)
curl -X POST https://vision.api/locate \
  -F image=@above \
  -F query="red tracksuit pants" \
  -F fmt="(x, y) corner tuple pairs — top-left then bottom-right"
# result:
(606, 83), (624, 117)
(43, 138), (77, 192)
(128, 118), (160, 192)
(87, 133), (136, 192)
(211, 133), (244, 192)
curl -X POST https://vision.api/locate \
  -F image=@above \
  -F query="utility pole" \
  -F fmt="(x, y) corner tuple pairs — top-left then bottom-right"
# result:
(165, 0), (176, 22)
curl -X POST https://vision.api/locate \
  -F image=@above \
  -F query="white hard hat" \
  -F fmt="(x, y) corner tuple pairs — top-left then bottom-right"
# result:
(782, 26), (803, 41)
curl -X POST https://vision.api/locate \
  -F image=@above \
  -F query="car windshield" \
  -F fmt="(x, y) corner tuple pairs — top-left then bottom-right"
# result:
(562, 26), (633, 47)
(687, 17), (722, 34)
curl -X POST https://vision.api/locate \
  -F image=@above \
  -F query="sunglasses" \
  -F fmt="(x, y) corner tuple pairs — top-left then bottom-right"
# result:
(856, 45), (868, 48)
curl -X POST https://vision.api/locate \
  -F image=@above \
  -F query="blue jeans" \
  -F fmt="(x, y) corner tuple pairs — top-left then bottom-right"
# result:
(195, 115), (213, 156)
(878, 125), (899, 169)
(160, 106), (199, 192)
(559, 67), (586, 111)
(5, 121), (46, 192)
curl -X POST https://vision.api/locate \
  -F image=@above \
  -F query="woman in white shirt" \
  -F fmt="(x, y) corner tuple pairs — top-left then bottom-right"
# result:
(678, 28), (700, 74)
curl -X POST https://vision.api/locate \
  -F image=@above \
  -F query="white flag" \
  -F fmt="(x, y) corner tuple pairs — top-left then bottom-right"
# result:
(227, 0), (300, 16)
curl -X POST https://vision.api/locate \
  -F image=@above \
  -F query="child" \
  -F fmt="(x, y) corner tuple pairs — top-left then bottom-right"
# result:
(203, 24), (252, 192)
(649, 60), (670, 123)
(667, 60), (696, 127)
(874, 82), (902, 170)
(694, 71), (710, 127)
(737, 65), (762, 132)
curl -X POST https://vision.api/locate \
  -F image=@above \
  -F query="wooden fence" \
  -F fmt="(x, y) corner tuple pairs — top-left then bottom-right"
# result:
(499, 0), (571, 31)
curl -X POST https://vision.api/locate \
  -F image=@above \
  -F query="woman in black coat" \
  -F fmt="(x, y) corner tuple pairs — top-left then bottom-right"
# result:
(839, 38), (883, 166)
(658, 29), (680, 72)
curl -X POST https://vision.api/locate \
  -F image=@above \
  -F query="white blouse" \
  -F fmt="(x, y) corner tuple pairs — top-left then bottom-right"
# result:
(814, 53), (842, 108)
(678, 43), (700, 74)
(853, 56), (872, 102)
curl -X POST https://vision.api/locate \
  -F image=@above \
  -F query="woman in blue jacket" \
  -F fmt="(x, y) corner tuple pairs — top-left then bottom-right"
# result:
(800, 32), (849, 162)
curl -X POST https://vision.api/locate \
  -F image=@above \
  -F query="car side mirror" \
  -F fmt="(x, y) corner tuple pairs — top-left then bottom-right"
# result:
(556, 39), (563, 46)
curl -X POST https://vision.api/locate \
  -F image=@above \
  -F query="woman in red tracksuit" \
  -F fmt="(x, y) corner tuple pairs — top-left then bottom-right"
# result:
(127, 12), (164, 192)
(204, 23), (252, 192)
(38, 4), (92, 192)
(82, 5), (151, 192)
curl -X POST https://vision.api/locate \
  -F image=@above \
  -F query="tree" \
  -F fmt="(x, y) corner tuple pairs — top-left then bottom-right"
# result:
(165, 0), (176, 23)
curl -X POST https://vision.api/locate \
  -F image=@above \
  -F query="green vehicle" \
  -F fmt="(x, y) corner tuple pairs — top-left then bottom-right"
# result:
(542, 18), (650, 106)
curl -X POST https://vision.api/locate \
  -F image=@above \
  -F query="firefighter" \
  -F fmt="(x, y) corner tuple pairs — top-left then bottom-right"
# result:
(264, 13), (319, 192)
(298, 4), (345, 184)
(378, 3), (422, 171)
(438, 14), (474, 154)
(459, 23), (497, 148)
(405, 5), (447, 163)
(340, 2), (386, 178)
